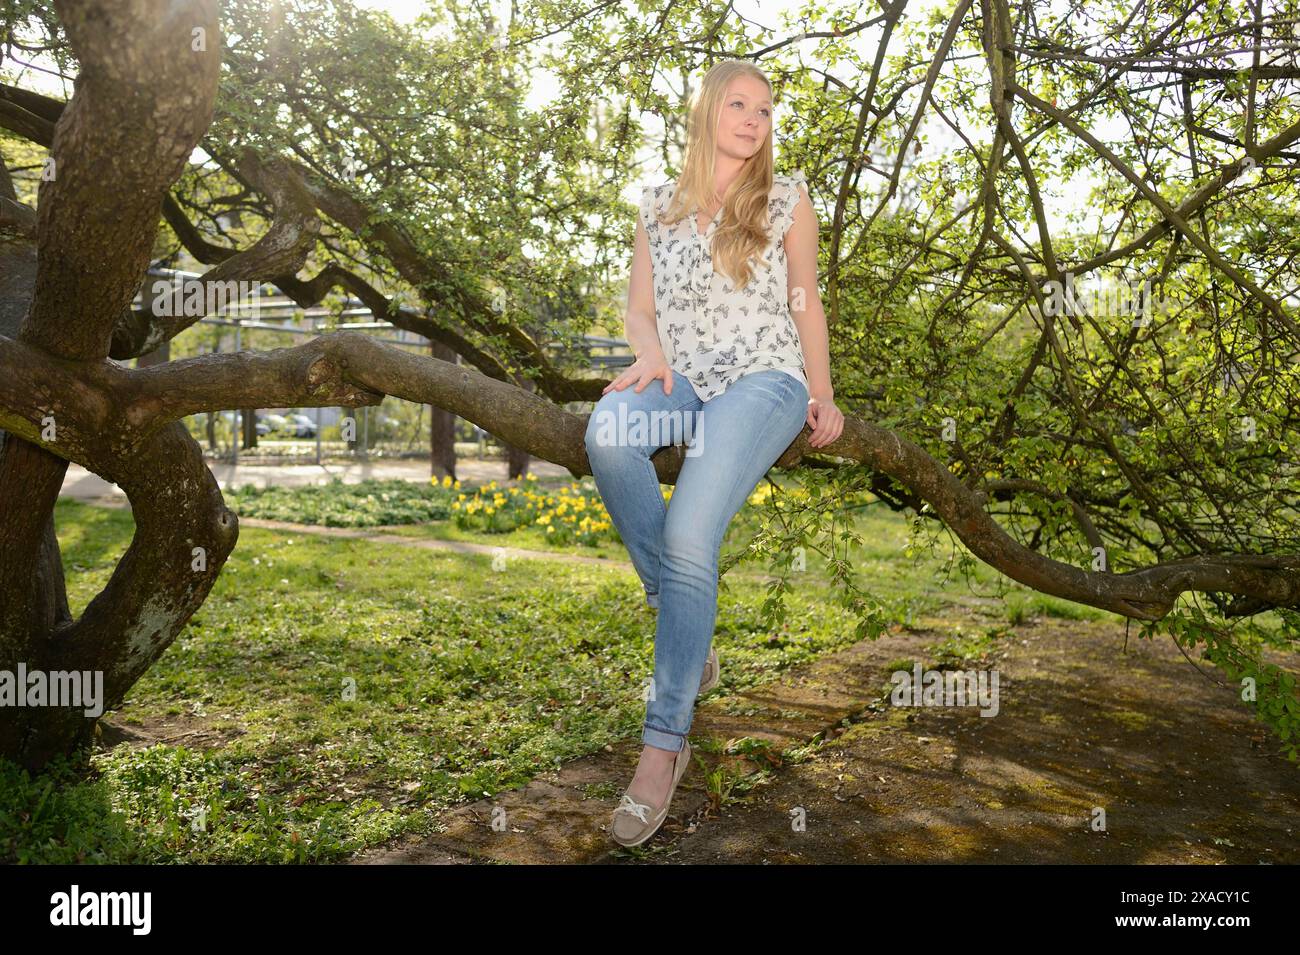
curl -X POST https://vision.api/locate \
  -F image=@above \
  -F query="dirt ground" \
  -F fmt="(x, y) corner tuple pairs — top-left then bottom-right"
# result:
(346, 607), (1299, 865)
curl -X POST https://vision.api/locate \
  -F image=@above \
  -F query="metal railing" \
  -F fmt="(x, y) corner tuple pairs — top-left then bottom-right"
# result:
(133, 266), (632, 466)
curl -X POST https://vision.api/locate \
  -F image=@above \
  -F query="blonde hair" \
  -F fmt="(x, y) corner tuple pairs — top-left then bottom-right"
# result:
(657, 59), (776, 290)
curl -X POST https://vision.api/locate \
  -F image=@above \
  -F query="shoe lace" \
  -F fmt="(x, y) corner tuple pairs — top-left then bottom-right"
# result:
(615, 792), (651, 823)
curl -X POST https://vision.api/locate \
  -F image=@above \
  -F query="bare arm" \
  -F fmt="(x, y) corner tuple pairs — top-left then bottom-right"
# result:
(786, 181), (844, 448)
(624, 213), (662, 361)
(786, 183), (833, 402)
(603, 209), (673, 394)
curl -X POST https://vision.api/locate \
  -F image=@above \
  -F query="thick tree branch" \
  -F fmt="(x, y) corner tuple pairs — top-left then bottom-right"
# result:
(23, 0), (222, 361)
(2, 329), (1296, 621)
(0, 196), (36, 238)
(111, 147), (321, 358)
(26, 420), (240, 767)
(0, 82), (613, 402)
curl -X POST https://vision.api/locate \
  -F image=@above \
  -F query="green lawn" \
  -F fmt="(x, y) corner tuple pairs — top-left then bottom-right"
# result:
(1, 480), (1108, 863)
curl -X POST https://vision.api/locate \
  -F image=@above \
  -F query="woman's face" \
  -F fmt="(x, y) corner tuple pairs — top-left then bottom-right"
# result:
(714, 73), (772, 161)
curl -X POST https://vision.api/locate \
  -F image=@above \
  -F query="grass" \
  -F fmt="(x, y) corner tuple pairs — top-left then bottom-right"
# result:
(228, 474), (647, 559)
(1005, 589), (1106, 624)
(1, 475), (1107, 864)
(0, 496), (845, 862)
(225, 475), (458, 527)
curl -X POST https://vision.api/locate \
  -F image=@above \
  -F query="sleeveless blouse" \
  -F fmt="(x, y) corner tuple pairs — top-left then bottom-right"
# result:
(639, 172), (810, 402)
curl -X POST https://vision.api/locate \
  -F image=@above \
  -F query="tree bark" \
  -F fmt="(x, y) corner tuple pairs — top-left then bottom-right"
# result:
(241, 407), (257, 451)
(0, 0), (223, 770)
(503, 374), (535, 481)
(429, 341), (458, 480)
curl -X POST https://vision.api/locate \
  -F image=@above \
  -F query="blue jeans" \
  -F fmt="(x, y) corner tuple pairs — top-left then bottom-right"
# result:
(583, 368), (810, 752)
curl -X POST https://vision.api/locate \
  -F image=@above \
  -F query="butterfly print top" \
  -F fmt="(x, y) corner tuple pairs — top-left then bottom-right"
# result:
(639, 171), (810, 402)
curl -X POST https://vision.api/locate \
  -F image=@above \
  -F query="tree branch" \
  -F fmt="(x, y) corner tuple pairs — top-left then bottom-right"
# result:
(24, 0), (223, 361)
(1006, 78), (1300, 341)
(1, 329), (1297, 621)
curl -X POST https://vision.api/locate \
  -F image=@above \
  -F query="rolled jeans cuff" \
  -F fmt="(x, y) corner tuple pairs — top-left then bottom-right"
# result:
(642, 721), (686, 752)
(645, 590), (660, 609)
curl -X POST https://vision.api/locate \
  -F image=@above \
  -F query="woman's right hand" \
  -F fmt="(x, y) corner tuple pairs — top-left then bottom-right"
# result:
(602, 351), (674, 395)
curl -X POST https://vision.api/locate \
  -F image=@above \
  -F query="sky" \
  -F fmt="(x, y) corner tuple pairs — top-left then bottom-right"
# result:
(352, 0), (836, 112)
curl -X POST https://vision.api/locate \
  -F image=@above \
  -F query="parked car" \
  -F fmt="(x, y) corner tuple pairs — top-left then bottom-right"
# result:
(258, 413), (289, 436)
(214, 411), (280, 437)
(286, 413), (318, 438)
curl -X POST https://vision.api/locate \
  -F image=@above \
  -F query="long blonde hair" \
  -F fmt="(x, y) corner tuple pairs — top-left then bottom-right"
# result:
(657, 59), (777, 290)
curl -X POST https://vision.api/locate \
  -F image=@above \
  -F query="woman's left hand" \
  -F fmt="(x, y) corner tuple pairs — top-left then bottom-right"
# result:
(805, 392), (844, 449)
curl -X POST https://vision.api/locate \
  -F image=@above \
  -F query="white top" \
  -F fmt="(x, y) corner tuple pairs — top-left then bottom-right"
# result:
(639, 171), (809, 402)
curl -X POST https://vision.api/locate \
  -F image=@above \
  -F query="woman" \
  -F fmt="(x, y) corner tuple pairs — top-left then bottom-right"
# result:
(584, 59), (844, 847)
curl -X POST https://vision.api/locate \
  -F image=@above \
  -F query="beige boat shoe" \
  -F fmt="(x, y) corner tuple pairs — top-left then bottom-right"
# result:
(609, 739), (692, 848)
